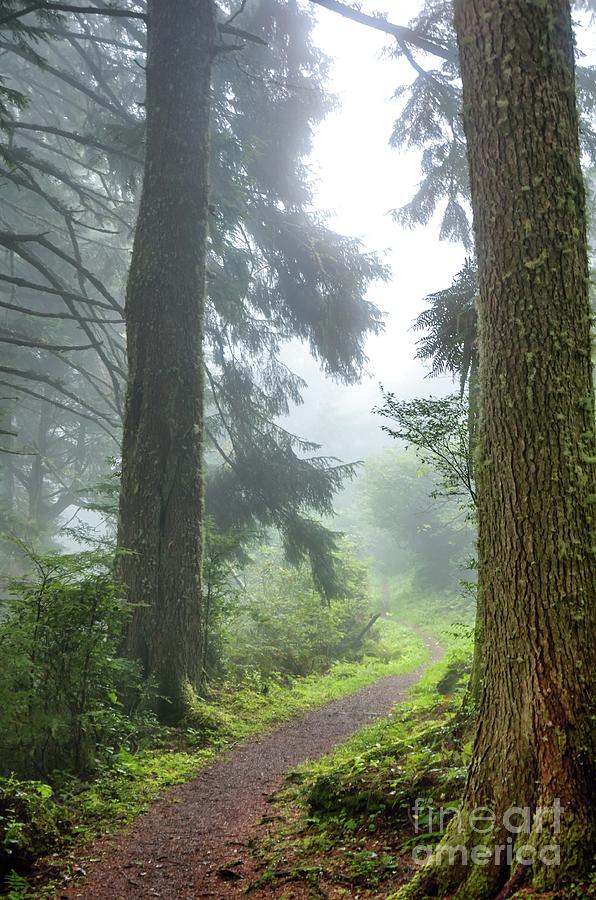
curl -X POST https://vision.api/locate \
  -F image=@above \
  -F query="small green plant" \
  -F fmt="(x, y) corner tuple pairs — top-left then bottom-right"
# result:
(0, 776), (64, 886)
(0, 543), (156, 777)
(348, 849), (398, 885)
(4, 870), (31, 900)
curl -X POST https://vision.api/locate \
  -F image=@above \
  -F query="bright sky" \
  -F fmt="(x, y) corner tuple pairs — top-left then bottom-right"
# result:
(284, 1), (465, 458)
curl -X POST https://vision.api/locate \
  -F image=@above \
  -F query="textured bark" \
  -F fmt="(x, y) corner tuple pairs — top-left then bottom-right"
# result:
(398, 1), (596, 897)
(466, 357), (483, 706)
(117, 0), (216, 721)
(467, 584), (483, 707)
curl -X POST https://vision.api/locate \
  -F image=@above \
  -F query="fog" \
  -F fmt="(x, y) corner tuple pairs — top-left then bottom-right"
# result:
(282, 0), (465, 461)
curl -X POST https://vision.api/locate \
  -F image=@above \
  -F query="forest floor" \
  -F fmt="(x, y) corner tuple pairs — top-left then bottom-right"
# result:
(54, 631), (443, 900)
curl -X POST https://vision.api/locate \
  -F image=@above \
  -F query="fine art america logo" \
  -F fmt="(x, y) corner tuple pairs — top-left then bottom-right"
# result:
(411, 799), (563, 867)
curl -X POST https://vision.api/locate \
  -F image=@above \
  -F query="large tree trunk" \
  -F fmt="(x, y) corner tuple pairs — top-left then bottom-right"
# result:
(117, 0), (216, 722)
(398, 1), (596, 897)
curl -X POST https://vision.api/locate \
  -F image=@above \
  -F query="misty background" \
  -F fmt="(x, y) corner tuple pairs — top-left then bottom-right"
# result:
(281, 1), (464, 466)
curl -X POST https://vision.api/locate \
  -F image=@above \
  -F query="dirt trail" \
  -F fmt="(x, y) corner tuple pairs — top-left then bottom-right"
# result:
(59, 630), (443, 900)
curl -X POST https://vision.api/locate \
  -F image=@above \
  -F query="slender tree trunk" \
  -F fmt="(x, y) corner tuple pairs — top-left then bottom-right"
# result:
(117, 0), (216, 722)
(2, 410), (15, 510)
(29, 391), (50, 529)
(398, 1), (595, 897)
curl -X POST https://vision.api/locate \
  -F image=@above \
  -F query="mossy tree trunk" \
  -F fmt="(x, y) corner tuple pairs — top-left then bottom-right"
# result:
(117, 0), (216, 722)
(399, 0), (595, 896)
(466, 354), (483, 706)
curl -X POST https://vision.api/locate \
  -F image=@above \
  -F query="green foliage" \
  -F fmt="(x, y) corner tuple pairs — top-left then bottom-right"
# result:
(67, 748), (210, 836)
(199, 531), (383, 686)
(389, 3), (596, 247)
(389, 575), (477, 637)
(201, 520), (255, 682)
(0, 775), (63, 885)
(0, 2), (61, 160)
(0, 544), (155, 777)
(412, 259), (478, 392)
(221, 620), (427, 734)
(300, 668), (469, 827)
(359, 451), (474, 590)
(4, 869), (31, 900)
(222, 541), (373, 678)
(375, 395), (476, 505)
(0, 748), (212, 888)
(186, 620), (427, 745)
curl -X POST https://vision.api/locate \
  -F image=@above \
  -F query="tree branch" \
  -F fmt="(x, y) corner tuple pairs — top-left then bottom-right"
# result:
(0, 40), (135, 124)
(0, 329), (99, 352)
(308, 0), (457, 63)
(18, 24), (144, 51)
(0, 3), (146, 27)
(8, 122), (142, 163)
(0, 296), (122, 324)
(0, 445), (37, 455)
(0, 232), (123, 313)
(0, 369), (119, 431)
(0, 272), (120, 311)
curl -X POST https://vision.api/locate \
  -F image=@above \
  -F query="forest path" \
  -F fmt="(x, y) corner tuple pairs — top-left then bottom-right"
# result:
(59, 630), (443, 900)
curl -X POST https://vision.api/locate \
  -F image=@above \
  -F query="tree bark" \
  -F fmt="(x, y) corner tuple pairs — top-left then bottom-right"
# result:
(29, 390), (50, 528)
(466, 355), (483, 706)
(398, 1), (596, 896)
(117, 0), (216, 722)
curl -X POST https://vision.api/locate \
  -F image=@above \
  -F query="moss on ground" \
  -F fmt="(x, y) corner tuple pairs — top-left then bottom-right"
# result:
(249, 646), (473, 898)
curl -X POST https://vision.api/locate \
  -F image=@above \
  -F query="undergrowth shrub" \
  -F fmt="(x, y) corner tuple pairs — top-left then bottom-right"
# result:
(0, 775), (66, 885)
(224, 544), (374, 678)
(181, 683), (238, 743)
(0, 545), (155, 778)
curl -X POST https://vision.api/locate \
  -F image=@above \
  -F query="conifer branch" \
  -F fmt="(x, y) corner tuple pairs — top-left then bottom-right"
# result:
(0, 3), (146, 27)
(309, 0), (456, 63)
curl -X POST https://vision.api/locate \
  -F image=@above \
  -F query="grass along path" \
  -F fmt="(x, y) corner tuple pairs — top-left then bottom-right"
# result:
(12, 622), (425, 897)
(51, 628), (441, 899)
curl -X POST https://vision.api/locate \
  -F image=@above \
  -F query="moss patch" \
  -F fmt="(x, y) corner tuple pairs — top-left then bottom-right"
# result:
(249, 648), (473, 898)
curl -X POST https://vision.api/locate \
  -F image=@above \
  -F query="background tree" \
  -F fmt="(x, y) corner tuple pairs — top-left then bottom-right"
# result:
(359, 449), (473, 595)
(0, 2), (136, 554)
(116, 0), (217, 721)
(375, 393), (475, 506)
(374, 391), (484, 700)
(0, 1), (385, 595)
